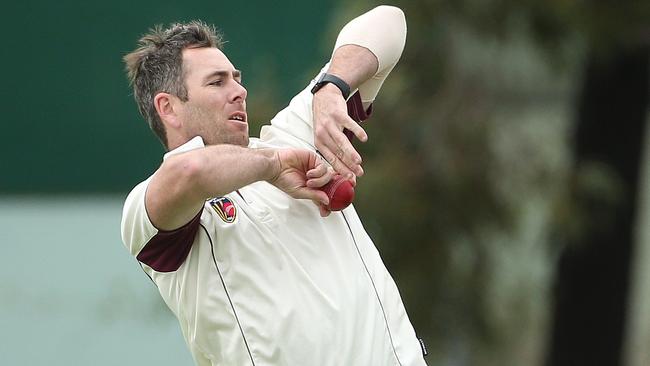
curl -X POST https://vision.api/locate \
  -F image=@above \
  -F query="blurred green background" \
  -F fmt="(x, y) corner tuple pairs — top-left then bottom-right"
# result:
(2, 0), (650, 365)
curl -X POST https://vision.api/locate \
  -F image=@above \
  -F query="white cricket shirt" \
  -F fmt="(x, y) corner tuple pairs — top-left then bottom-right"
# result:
(121, 78), (427, 366)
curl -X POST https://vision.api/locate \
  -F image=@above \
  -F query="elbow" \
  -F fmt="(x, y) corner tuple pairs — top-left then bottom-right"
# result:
(369, 6), (406, 39)
(160, 153), (208, 196)
(335, 5), (407, 75)
(374, 5), (407, 65)
(375, 5), (406, 25)
(165, 153), (205, 180)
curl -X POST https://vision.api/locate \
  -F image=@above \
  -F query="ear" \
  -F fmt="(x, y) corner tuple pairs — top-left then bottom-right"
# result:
(153, 92), (182, 129)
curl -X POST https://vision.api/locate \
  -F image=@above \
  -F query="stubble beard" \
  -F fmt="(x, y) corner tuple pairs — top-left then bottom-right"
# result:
(186, 105), (249, 147)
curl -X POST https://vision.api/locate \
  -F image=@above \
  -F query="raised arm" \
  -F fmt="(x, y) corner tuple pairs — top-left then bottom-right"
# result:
(312, 5), (407, 179)
(146, 145), (332, 230)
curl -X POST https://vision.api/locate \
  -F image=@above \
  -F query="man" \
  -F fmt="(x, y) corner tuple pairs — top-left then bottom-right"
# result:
(121, 5), (426, 365)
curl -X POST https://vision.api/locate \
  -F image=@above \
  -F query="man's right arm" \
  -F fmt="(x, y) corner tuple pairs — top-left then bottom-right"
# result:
(145, 145), (332, 231)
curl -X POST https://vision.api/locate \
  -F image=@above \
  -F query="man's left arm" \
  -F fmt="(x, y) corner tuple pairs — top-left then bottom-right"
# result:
(312, 5), (407, 179)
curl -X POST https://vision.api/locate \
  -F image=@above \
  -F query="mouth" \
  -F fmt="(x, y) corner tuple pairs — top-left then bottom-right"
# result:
(228, 112), (247, 123)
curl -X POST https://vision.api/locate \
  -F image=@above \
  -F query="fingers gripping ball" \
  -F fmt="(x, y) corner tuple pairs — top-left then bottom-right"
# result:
(319, 174), (355, 211)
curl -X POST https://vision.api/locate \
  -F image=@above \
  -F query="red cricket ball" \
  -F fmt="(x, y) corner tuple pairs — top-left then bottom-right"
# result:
(319, 174), (355, 211)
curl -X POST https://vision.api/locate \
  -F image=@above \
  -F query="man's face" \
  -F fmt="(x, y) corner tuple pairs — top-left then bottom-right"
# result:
(177, 47), (248, 146)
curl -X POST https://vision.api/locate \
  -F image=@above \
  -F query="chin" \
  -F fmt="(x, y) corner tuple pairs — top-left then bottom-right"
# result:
(218, 135), (249, 147)
(238, 135), (250, 147)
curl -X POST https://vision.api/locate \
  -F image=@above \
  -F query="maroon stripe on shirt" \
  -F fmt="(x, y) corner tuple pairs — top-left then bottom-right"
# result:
(344, 91), (373, 141)
(136, 209), (202, 272)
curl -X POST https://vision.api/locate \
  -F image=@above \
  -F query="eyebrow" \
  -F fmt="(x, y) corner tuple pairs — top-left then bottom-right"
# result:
(203, 69), (242, 83)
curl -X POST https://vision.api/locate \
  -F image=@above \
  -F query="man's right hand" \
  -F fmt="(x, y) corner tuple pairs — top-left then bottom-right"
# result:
(268, 148), (334, 215)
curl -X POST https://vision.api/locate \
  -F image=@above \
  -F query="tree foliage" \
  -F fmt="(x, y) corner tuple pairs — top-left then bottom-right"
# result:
(329, 0), (649, 365)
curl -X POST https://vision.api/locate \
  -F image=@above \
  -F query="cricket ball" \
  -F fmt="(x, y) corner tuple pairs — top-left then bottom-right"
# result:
(320, 174), (355, 211)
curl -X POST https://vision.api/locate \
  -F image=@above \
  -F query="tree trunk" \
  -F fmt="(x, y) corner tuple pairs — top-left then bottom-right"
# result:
(547, 45), (649, 366)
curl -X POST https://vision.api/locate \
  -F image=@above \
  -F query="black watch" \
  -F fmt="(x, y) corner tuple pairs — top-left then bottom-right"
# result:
(311, 73), (351, 100)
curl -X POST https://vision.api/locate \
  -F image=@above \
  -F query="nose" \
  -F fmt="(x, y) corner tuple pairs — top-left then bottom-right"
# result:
(230, 80), (247, 104)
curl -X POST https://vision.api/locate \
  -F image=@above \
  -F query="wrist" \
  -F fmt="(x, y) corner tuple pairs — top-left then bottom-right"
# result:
(315, 83), (344, 98)
(259, 148), (282, 183)
(311, 73), (351, 100)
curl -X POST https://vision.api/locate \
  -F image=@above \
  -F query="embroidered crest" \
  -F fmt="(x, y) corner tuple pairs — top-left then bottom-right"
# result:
(208, 197), (237, 223)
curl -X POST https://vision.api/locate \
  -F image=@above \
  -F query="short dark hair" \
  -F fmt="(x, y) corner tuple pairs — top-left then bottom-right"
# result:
(123, 21), (223, 147)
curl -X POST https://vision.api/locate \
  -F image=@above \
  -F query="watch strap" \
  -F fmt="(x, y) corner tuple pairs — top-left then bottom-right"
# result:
(311, 73), (351, 100)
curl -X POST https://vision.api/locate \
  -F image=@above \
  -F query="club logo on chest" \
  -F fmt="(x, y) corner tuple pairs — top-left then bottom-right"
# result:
(208, 197), (237, 223)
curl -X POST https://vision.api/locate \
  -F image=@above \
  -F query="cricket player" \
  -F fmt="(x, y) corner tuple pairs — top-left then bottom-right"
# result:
(121, 5), (427, 365)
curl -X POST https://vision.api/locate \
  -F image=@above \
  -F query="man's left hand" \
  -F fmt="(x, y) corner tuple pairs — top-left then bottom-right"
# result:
(312, 84), (368, 182)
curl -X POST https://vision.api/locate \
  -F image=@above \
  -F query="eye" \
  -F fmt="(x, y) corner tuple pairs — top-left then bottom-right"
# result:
(209, 80), (223, 86)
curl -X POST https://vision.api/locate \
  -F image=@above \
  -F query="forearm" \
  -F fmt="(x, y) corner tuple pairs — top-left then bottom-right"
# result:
(147, 145), (278, 230)
(325, 45), (378, 94)
(182, 145), (279, 199)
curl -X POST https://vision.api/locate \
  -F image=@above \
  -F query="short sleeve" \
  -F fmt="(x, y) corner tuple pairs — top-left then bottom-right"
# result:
(121, 177), (203, 272)
(121, 178), (157, 257)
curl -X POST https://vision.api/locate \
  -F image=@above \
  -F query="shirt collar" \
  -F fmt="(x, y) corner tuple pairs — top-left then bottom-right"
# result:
(163, 136), (206, 161)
